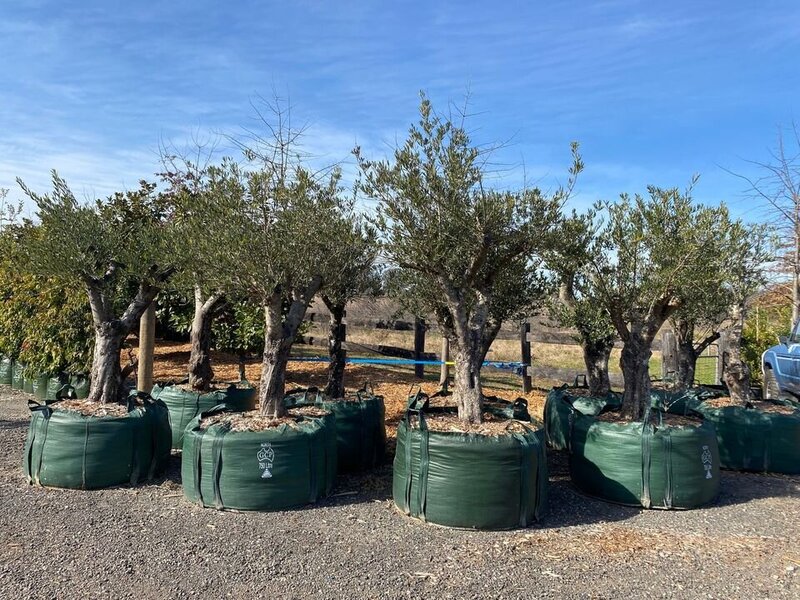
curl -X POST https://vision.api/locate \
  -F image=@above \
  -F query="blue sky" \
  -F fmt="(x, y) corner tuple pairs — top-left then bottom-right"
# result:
(1, 0), (798, 221)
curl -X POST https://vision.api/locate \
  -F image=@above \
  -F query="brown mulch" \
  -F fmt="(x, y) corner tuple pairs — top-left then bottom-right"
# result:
(418, 413), (533, 436)
(199, 410), (299, 432)
(55, 399), (129, 417)
(596, 411), (702, 428)
(144, 341), (549, 437)
(288, 406), (331, 418)
(703, 397), (797, 415)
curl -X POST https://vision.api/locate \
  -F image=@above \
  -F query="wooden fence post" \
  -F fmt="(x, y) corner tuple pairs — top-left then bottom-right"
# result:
(414, 317), (426, 379)
(661, 330), (678, 380)
(439, 336), (450, 390)
(520, 321), (532, 393)
(137, 302), (155, 394)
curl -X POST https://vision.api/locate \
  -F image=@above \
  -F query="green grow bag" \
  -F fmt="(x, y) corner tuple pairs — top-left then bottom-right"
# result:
(569, 414), (720, 509)
(29, 373), (68, 401)
(393, 399), (548, 530)
(22, 374), (35, 394)
(68, 374), (90, 399)
(151, 381), (257, 449)
(694, 401), (800, 474)
(543, 385), (621, 451)
(285, 385), (386, 472)
(181, 406), (333, 511)
(0, 356), (12, 385)
(650, 387), (726, 416)
(23, 394), (171, 490)
(11, 361), (24, 390)
(285, 406), (338, 495)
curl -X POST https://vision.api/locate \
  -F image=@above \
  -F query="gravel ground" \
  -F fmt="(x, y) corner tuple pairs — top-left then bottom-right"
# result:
(1, 388), (798, 600)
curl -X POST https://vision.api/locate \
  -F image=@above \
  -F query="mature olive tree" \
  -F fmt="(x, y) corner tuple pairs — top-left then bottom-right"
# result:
(160, 156), (241, 390)
(719, 222), (773, 403)
(196, 149), (354, 417)
(18, 174), (175, 404)
(320, 216), (380, 398)
(590, 184), (728, 420)
(547, 211), (617, 396)
(356, 97), (580, 423)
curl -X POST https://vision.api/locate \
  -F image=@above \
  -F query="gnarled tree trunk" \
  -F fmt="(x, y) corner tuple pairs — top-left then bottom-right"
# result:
(452, 343), (483, 423)
(323, 299), (346, 399)
(85, 282), (161, 404)
(582, 338), (613, 397)
(259, 278), (322, 418)
(723, 304), (752, 404)
(672, 318), (721, 390)
(187, 288), (225, 391)
(619, 334), (652, 421)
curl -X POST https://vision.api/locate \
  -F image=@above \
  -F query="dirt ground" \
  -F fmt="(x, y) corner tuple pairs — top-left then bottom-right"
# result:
(1, 353), (798, 599)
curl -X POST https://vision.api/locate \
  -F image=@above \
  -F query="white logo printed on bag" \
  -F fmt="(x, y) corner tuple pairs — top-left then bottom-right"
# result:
(701, 445), (713, 479)
(257, 443), (275, 478)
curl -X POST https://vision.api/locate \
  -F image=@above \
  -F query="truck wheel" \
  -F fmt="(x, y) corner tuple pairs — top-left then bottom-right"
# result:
(763, 367), (780, 399)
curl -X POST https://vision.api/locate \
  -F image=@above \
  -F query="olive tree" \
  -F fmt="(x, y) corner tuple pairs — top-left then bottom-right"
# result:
(590, 184), (728, 420)
(356, 97), (580, 423)
(160, 156), (240, 390)
(18, 174), (175, 404)
(320, 216), (380, 398)
(547, 211), (617, 396)
(196, 150), (354, 417)
(719, 222), (773, 402)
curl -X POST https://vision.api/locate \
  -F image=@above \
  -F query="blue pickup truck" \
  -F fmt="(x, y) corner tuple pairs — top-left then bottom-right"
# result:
(762, 321), (800, 399)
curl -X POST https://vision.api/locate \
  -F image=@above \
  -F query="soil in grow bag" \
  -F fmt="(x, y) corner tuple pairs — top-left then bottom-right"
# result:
(181, 407), (334, 511)
(0, 356), (12, 385)
(543, 384), (621, 451)
(569, 410), (720, 509)
(393, 393), (548, 530)
(694, 398), (800, 474)
(23, 393), (171, 490)
(285, 385), (386, 472)
(151, 381), (257, 449)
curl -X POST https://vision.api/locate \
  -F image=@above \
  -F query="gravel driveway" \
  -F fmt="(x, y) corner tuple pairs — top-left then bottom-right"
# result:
(1, 388), (798, 599)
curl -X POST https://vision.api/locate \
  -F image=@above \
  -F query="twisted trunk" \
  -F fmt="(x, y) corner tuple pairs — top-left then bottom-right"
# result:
(619, 333), (652, 421)
(452, 344), (483, 423)
(188, 289), (225, 391)
(723, 304), (752, 404)
(85, 282), (160, 404)
(582, 338), (613, 397)
(259, 277), (322, 418)
(323, 300), (346, 399)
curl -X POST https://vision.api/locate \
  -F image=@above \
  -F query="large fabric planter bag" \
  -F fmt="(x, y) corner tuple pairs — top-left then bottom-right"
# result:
(0, 357), (12, 385)
(285, 385), (386, 472)
(22, 375), (35, 394)
(151, 381), (257, 449)
(30, 374), (67, 401)
(694, 401), (800, 474)
(284, 407), (337, 495)
(11, 361), (24, 390)
(544, 385), (620, 450)
(650, 387), (726, 416)
(569, 414), (720, 509)
(23, 394), (171, 489)
(68, 374), (90, 399)
(181, 406), (333, 511)
(393, 400), (548, 530)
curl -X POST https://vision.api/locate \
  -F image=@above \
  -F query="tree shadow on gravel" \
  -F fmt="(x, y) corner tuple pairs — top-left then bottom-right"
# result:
(0, 418), (29, 431)
(713, 471), (800, 507)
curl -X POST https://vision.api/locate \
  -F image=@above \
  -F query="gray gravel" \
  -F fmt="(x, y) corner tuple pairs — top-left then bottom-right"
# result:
(1, 388), (798, 600)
